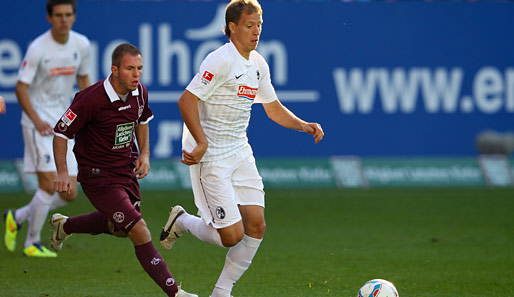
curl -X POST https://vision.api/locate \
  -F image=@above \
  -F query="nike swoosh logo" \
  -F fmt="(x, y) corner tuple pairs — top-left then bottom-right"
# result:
(235, 74), (243, 79)
(44, 59), (51, 63)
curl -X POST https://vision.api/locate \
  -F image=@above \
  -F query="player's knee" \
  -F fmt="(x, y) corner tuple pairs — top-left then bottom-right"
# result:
(220, 231), (244, 247)
(59, 190), (78, 202)
(245, 219), (266, 238)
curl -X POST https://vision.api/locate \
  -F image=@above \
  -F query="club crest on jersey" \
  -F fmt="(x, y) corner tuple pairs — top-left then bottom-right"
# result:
(61, 109), (77, 126)
(201, 71), (214, 85)
(237, 85), (258, 100)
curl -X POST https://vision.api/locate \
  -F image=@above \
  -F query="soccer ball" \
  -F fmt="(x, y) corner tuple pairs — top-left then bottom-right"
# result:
(357, 279), (399, 297)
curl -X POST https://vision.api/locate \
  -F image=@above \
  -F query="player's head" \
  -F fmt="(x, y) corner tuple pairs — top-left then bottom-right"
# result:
(224, 0), (262, 39)
(111, 43), (143, 94)
(46, 0), (77, 41)
(47, 0), (76, 15)
(224, 0), (263, 56)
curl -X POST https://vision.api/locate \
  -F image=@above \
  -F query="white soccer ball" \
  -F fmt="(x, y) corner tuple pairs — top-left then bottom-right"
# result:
(357, 279), (399, 297)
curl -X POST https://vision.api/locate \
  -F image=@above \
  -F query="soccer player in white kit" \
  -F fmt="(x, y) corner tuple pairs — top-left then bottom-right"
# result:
(159, 0), (324, 296)
(3, 0), (90, 257)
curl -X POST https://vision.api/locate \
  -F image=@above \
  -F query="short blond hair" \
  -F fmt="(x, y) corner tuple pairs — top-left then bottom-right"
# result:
(224, 0), (262, 39)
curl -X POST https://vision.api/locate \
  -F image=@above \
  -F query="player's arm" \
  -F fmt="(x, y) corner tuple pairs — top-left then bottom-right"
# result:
(262, 100), (324, 144)
(15, 81), (53, 135)
(0, 96), (5, 114)
(134, 123), (150, 179)
(76, 74), (90, 91)
(177, 90), (208, 165)
(53, 135), (72, 194)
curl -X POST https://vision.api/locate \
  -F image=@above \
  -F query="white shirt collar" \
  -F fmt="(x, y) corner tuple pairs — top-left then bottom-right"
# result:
(103, 73), (140, 102)
(228, 41), (252, 66)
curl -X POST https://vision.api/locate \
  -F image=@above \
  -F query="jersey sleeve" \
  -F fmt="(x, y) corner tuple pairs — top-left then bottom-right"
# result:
(53, 91), (94, 139)
(76, 34), (91, 77)
(138, 84), (153, 125)
(254, 53), (278, 104)
(17, 41), (42, 85)
(186, 52), (230, 101)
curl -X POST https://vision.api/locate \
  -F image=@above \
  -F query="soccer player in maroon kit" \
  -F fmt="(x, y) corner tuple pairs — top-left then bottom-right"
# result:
(51, 43), (196, 297)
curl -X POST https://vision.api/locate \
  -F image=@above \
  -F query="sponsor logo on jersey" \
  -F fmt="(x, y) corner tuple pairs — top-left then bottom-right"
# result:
(113, 212), (125, 223)
(113, 122), (134, 148)
(62, 109), (77, 126)
(237, 85), (258, 100)
(21, 60), (27, 68)
(118, 105), (131, 111)
(201, 70), (214, 85)
(49, 66), (76, 77)
(256, 69), (260, 80)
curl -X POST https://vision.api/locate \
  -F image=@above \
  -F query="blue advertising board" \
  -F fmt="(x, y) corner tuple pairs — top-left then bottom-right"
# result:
(0, 1), (513, 160)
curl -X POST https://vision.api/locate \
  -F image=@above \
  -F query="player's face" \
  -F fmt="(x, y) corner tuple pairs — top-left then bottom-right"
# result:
(230, 11), (262, 58)
(112, 54), (143, 94)
(47, 4), (76, 37)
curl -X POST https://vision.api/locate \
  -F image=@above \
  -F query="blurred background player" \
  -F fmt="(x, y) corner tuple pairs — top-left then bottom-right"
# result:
(159, 0), (324, 296)
(3, 0), (90, 257)
(0, 96), (6, 114)
(51, 43), (197, 297)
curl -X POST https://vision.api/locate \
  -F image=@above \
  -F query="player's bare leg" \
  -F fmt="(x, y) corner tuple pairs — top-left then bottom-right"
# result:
(211, 205), (265, 297)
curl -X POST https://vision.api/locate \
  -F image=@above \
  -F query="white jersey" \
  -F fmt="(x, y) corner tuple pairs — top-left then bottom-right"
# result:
(18, 30), (90, 128)
(184, 42), (278, 162)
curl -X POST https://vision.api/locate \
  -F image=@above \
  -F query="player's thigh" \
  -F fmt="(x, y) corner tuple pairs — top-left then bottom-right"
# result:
(22, 126), (78, 176)
(82, 183), (142, 234)
(200, 160), (242, 229)
(22, 126), (54, 173)
(233, 152), (265, 208)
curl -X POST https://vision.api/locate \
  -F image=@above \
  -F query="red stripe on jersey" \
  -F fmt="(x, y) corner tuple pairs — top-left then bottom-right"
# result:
(50, 66), (76, 77)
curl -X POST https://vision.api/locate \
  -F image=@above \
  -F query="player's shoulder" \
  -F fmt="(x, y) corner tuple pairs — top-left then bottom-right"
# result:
(207, 43), (234, 65)
(250, 50), (268, 66)
(27, 30), (51, 49)
(69, 30), (91, 47)
(74, 79), (105, 103)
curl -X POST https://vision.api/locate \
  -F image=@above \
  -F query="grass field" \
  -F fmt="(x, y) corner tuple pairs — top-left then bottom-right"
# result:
(0, 188), (513, 297)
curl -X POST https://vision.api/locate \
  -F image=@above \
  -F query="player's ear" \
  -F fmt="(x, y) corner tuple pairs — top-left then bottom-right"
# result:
(229, 22), (236, 35)
(111, 65), (118, 77)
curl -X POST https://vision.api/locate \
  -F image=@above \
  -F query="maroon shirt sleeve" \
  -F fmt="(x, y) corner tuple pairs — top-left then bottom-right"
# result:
(137, 83), (153, 125)
(54, 87), (95, 138)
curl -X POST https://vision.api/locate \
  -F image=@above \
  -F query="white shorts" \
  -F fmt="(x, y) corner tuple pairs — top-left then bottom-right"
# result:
(22, 125), (78, 175)
(190, 144), (265, 229)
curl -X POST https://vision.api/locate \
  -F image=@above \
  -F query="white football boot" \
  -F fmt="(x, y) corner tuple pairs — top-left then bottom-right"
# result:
(49, 213), (71, 251)
(160, 205), (187, 250)
(176, 286), (198, 297)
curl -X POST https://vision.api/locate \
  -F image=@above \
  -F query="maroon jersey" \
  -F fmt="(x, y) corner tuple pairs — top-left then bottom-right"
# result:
(54, 75), (153, 173)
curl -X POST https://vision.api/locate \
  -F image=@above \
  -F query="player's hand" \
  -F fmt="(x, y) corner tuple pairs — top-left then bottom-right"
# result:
(34, 118), (53, 136)
(302, 122), (324, 144)
(54, 172), (72, 195)
(181, 142), (208, 165)
(135, 154), (150, 179)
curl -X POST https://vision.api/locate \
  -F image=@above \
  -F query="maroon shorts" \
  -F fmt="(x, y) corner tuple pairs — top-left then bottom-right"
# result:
(79, 165), (142, 233)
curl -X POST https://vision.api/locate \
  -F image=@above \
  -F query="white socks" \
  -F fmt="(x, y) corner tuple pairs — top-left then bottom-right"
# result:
(25, 189), (54, 247)
(49, 194), (68, 210)
(178, 213), (224, 247)
(211, 235), (262, 297)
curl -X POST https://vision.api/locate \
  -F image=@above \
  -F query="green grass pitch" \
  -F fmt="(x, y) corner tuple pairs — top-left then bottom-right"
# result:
(1, 188), (513, 296)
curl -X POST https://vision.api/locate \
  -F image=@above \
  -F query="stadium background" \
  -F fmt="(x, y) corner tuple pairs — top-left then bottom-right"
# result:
(1, 1), (513, 190)
(0, 1), (513, 297)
